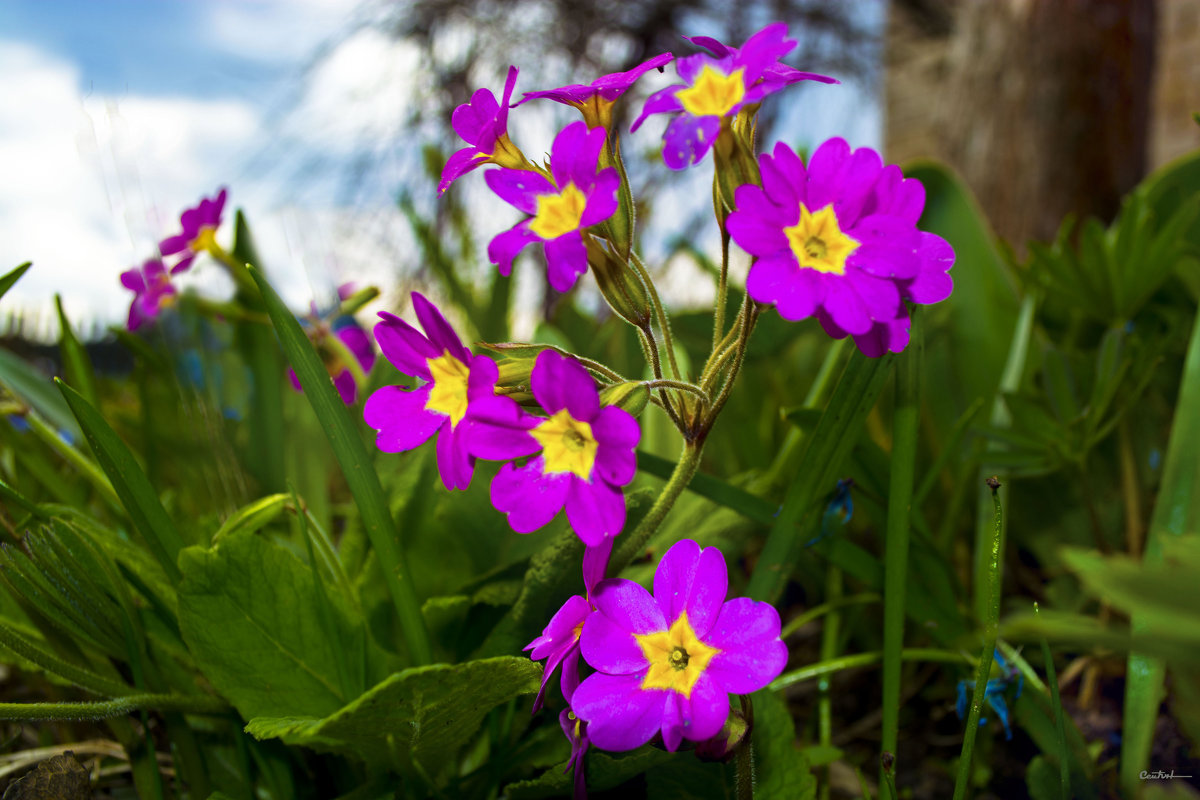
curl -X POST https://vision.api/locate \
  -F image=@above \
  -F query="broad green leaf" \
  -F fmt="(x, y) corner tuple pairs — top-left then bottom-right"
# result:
(244, 656), (541, 772)
(56, 381), (184, 581)
(249, 266), (432, 665)
(644, 756), (735, 799)
(178, 530), (378, 720)
(0, 262), (32, 302)
(505, 745), (674, 799)
(0, 349), (81, 443)
(753, 689), (816, 800)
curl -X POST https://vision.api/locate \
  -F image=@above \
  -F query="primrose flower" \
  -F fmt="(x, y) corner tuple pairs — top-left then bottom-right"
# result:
(486, 121), (619, 292)
(525, 539), (612, 713)
(726, 139), (955, 357)
(466, 350), (639, 545)
(363, 293), (500, 490)
(439, 66), (523, 195)
(516, 53), (674, 129)
(120, 258), (178, 331)
(571, 539), (787, 752)
(289, 317), (376, 405)
(631, 23), (835, 170)
(159, 188), (227, 273)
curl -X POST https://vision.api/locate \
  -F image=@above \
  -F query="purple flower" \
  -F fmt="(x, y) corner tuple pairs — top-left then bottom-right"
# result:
(466, 350), (639, 546)
(631, 23), (835, 170)
(363, 293), (500, 490)
(486, 122), (620, 292)
(159, 188), (227, 273)
(571, 539), (787, 752)
(288, 318), (376, 405)
(559, 708), (591, 799)
(439, 66), (523, 195)
(516, 53), (674, 128)
(525, 539), (612, 713)
(120, 258), (178, 331)
(726, 139), (955, 357)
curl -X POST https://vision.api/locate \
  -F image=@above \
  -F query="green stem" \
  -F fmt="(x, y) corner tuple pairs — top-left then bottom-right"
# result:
(611, 442), (703, 575)
(23, 411), (121, 511)
(702, 300), (759, 432)
(0, 620), (133, 697)
(817, 569), (843, 800)
(770, 648), (973, 691)
(881, 312), (922, 781)
(714, 228), (730, 352)
(642, 379), (710, 402)
(629, 251), (682, 381)
(1035, 605), (1071, 800)
(209, 241), (262, 298)
(952, 479), (1004, 800)
(0, 693), (230, 721)
(736, 735), (755, 800)
(636, 324), (684, 431)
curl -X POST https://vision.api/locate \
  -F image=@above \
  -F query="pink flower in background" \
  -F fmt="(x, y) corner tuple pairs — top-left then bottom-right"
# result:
(159, 188), (227, 273)
(288, 318), (376, 405)
(363, 293), (500, 490)
(466, 350), (639, 545)
(120, 258), (178, 331)
(516, 53), (674, 127)
(486, 122), (619, 292)
(726, 138), (955, 356)
(571, 539), (787, 752)
(439, 66), (521, 194)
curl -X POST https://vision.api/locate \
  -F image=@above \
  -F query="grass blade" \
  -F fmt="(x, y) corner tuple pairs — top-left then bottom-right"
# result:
(54, 294), (100, 408)
(0, 262), (32, 303)
(56, 380), (185, 581)
(1036, 605), (1071, 799)
(247, 265), (432, 665)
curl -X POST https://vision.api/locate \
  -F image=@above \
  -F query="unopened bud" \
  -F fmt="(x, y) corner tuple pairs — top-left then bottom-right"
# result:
(587, 238), (651, 327)
(476, 342), (552, 391)
(599, 381), (649, 417)
(695, 706), (751, 762)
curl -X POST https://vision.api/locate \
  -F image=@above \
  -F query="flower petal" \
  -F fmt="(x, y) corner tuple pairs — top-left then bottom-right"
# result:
(491, 459), (570, 533)
(463, 395), (540, 460)
(589, 577), (667, 636)
(435, 419), (474, 490)
(565, 475), (626, 545)
(582, 537), (613, 597)
(551, 121), (605, 189)
(662, 672), (729, 751)
(652, 539), (728, 638)
(580, 167), (620, 228)
(580, 595), (649, 674)
(572, 672), (663, 752)
(805, 137), (850, 211)
(363, 386), (444, 452)
(703, 597), (788, 694)
(531, 350), (598, 419)
(374, 312), (437, 378)
(631, 85), (682, 132)
(488, 221), (538, 277)
(438, 147), (487, 194)
(486, 168), (556, 214)
(543, 233), (589, 292)
(411, 292), (469, 363)
(662, 113), (721, 171)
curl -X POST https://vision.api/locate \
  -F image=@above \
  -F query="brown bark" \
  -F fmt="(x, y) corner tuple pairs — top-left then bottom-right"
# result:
(886, 0), (1156, 249)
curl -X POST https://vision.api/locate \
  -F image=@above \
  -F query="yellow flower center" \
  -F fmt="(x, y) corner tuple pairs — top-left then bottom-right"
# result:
(189, 225), (219, 255)
(784, 204), (860, 275)
(424, 350), (471, 427)
(634, 611), (721, 699)
(530, 408), (598, 480)
(529, 183), (588, 240)
(676, 65), (746, 118)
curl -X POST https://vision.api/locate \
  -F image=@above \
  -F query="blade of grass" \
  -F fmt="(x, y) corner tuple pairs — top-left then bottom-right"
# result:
(1121, 303), (1200, 794)
(54, 294), (100, 408)
(56, 380), (185, 581)
(747, 349), (896, 604)
(1035, 605), (1071, 800)
(881, 313), (922, 781)
(952, 478), (1004, 800)
(248, 265), (432, 665)
(0, 262), (31, 302)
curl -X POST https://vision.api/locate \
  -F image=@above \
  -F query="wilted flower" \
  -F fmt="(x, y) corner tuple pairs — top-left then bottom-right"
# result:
(516, 53), (674, 129)
(571, 539), (787, 752)
(120, 258), (178, 331)
(631, 24), (835, 170)
(363, 293), (500, 490)
(486, 121), (619, 292)
(439, 66), (525, 194)
(159, 188), (228, 273)
(466, 350), (639, 545)
(726, 138), (955, 356)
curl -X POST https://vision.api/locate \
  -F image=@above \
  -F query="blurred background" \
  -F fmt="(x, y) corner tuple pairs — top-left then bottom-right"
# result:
(0, 0), (1196, 342)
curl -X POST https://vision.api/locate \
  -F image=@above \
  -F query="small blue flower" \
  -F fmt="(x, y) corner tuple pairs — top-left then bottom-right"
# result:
(955, 648), (1023, 740)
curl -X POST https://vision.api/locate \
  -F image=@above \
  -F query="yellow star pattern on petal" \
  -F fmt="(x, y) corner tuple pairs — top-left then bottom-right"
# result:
(676, 66), (746, 118)
(424, 350), (472, 427)
(530, 183), (588, 240)
(634, 611), (721, 699)
(531, 409), (598, 480)
(784, 203), (860, 275)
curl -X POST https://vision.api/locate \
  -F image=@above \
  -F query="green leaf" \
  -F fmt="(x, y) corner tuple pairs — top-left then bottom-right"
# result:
(644, 757), (735, 799)
(178, 531), (377, 720)
(753, 689), (816, 799)
(56, 380), (184, 581)
(0, 262), (32, 304)
(245, 656), (541, 773)
(53, 294), (99, 409)
(248, 266), (432, 665)
(505, 746), (674, 799)
(211, 494), (290, 545)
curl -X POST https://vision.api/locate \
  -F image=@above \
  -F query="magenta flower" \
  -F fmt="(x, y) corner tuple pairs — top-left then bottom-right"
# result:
(631, 23), (835, 170)
(363, 293), (499, 490)
(466, 350), (639, 545)
(288, 318), (376, 405)
(525, 539), (612, 713)
(120, 258), (178, 331)
(159, 188), (227, 273)
(516, 53), (674, 126)
(571, 539), (787, 752)
(726, 138), (955, 357)
(559, 708), (591, 798)
(486, 121), (619, 292)
(439, 66), (522, 195)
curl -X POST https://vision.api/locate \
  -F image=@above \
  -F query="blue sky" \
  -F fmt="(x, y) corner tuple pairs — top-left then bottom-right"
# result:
(0, 1), (881, 341)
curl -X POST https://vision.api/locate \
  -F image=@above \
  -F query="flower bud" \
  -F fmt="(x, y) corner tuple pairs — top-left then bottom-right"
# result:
(599, 381), (649, 417)
(587, 238), (651, 328)
(694, 705), (751, 762)
(476, 342), (550, 390)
